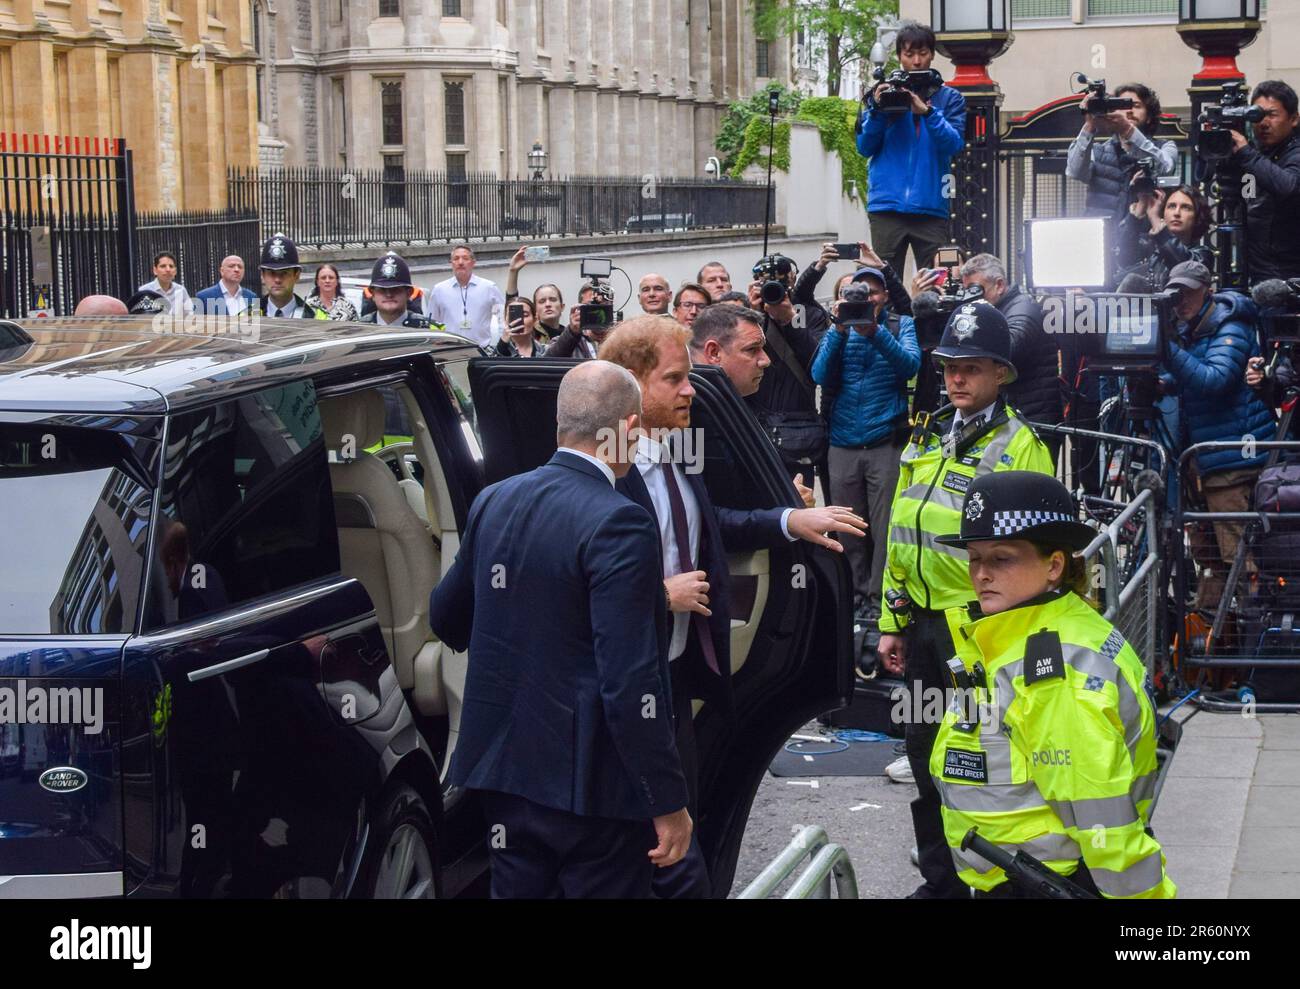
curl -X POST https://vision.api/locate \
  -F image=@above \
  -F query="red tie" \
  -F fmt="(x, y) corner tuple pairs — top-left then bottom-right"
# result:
(660, 459), (720, 676)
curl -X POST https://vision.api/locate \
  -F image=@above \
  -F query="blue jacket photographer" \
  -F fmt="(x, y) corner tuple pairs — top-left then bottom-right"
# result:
(1227, 80), (1300, 284)
(1159, 262), (1276, 477)
(855, 21), (966, 275)
(1066, 82), (1178, 220)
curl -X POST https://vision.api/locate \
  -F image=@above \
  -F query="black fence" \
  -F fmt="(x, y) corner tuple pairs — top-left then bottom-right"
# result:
(0, 134), (135, 318)
(228, 166), (774, 250)
(134, 208), (262, 297)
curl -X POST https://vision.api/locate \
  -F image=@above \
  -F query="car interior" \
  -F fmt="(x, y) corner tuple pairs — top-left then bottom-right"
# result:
(318, 382), (467, 779)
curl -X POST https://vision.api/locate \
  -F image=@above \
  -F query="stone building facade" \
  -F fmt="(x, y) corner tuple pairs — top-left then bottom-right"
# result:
(265, 0), (793, 179)
(0, 0), (260, 211)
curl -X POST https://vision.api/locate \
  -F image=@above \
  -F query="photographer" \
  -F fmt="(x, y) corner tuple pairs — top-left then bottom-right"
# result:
(544, 283), (611, 359)
(1228, 80), (1300, 283)
(811, 268), (920, 635)
(856, 21), (966, 275)
(1116, 183), (1214, 292)
(1160, 261), (1277, 610)
(796, 242), (913, 326)
(494, 298), (547, 358)
(1067, 82), (1178, 220)
(747, 254), (827, 482)
(959, 254), (1063, 444)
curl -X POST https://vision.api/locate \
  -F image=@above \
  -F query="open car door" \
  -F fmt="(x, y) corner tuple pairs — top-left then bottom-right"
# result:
(467, 358), (853, 895)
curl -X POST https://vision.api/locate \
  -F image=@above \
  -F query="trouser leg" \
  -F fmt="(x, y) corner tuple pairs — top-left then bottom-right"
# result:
(651, 663), (711, 899)
(869, 211), (910, 275)
(862, 437), (905, 624)
(829, 446), (872, 610)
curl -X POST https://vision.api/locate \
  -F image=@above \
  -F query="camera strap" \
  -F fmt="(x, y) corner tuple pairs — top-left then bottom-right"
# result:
(763, 315), (816, 395)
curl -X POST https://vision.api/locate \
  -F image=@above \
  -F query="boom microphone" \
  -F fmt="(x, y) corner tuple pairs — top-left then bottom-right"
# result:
(1252, 279), (1299, 311)
(912, 290), (942, 322)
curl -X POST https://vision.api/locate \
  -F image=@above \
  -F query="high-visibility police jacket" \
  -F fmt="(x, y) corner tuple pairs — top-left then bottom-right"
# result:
(879, 400), (1054, 632)
(931, 590), (1177, 899)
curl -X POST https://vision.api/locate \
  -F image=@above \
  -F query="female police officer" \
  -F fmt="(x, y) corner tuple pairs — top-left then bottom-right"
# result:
(878, 300), (1054, 898)
(930, 471), (1176, 898)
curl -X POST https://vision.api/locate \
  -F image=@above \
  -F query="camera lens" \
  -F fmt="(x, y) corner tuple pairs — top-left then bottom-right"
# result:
(761, 280), (787, 306)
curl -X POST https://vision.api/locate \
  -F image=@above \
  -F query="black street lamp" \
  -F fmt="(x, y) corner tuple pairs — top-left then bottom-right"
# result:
(931, 0), (1014, 256)
(528, 141), (548, 235)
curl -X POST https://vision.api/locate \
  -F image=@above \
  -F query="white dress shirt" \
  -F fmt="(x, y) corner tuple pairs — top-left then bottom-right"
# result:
(635, 433), (701, 662)
(139, 278), (194, 316)
(428, 274), (505, 350)
(557, 447), (615, 488)
(267, 298), (303, 319)
(950, 400), (999, 437)
(220, 283), (249, 316)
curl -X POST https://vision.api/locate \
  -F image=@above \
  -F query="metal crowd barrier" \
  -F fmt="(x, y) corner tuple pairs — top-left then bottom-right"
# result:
(736, 825), (859, 900)
(1174, 439), (1300, 713)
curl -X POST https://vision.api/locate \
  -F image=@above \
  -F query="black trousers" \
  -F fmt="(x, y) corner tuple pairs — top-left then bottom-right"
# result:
(903, 609), (966, 898)
(477, 790), (656, 899)
(651, 659), (713, 899)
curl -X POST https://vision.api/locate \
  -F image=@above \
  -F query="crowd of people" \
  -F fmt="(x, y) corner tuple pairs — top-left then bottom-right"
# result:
(59, 16), (1300, 901)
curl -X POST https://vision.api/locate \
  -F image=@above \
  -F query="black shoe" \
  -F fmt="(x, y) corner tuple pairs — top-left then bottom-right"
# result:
(906, 881), (968, 900)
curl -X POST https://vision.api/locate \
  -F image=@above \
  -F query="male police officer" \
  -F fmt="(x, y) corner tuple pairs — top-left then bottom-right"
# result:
(877, 301), (1054, 898)
(360, 252), (434, 329)
(257, 233), (328, 320)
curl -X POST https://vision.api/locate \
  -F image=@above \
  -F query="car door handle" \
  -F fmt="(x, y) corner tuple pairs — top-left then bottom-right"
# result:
(187, 648), (271, 683)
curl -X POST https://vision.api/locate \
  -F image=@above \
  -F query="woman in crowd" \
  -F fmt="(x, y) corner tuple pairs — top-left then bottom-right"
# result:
(306, 263), (359, 321)
(494, 297), (547, 358)
(138, 251), (194, 316)
(531, 283), (565, 343)
(1116, 183), (1213, 292)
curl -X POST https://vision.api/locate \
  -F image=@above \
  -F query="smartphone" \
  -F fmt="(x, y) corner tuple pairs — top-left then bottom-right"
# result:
(507, 303), (525, 325)
(832, 242), (861, 261)
(933, 268), (950, 287)
(524, 246), (550, 262)
(580, 258), (613, 279)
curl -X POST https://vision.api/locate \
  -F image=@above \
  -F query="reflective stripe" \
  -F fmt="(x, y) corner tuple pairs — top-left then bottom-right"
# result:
(1061, 643), (1146, 765)
(889, 525), (969, 560)
(1090, 850), (1166, 898)
(981, 416), (1028, 468)
(982, 728), (1014, 783)
(1132, 768), (1158, 809)
(957, 832), (1083, 876)
(938, 779), (1044, 814)
(1048, 793), (1141, 831)
(901, 481), (965, 513)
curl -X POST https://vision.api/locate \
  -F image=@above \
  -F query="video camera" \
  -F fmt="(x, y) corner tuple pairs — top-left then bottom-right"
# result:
(912, 246), (977, 349)
(1252, 278), (1300, 347)
(834, 281), (877, 331)
(753, 254), (797, 306)
(578, 257), (621, 332)
(1198, 81), (1264, 163)
(1073, 74), (1136, 116)
(869, 67), (944, 115)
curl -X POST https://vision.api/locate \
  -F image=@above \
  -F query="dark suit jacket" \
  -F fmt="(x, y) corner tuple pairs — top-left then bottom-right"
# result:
(430, 451), (688, 821)
(194, 283), (257, 314)
(616, 465), (787, 711)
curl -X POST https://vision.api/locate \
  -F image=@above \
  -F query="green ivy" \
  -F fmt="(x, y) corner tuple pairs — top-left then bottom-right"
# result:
(715, 84), (803, 174)
(726, 92), (867, 203)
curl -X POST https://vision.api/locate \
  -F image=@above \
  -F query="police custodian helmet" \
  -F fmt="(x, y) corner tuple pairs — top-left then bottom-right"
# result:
(369, 251), (414, 289)
(259, 233), (302, 271)
(932, 300), (1018, 384)
(936, 471), (1096, 551)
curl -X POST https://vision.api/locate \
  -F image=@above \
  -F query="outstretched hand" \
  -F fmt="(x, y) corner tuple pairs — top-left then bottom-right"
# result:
(786, 506), (868, 552)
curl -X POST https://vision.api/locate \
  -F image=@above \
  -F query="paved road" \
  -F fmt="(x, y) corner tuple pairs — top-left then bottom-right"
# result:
(730, 726), (921, 899)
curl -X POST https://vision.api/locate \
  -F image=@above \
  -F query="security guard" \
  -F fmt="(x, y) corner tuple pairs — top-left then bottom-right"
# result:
(359, 252), (434, 329)
(878, 300), (1054, 898)
(931, 471), (1176, 899)
(257, 233), (328, 320)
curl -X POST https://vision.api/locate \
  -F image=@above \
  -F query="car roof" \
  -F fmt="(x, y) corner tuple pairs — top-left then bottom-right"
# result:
(0, 316), (482, 415)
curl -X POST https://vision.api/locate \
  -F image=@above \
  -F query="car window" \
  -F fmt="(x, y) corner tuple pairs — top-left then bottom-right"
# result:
(0, 423), (154, 634)
(438, 360), (483, 465)
(144, 381), (340, 630)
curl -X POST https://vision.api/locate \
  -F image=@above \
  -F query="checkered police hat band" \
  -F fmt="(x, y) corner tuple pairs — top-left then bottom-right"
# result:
(990, 510), (1074, 536)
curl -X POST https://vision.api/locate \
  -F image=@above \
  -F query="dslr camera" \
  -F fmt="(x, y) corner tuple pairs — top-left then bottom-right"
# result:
(578, 257), (621, 332)
(753, 254), (797, 306)
(1074, 74), (1136, 116)
(870, 67), (944, 115)
(1198, 81), (1264, 163)
(1119, 151), (1182, 200)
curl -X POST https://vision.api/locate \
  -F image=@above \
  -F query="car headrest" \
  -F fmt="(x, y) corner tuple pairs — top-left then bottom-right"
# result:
(319, 390), (386, 454)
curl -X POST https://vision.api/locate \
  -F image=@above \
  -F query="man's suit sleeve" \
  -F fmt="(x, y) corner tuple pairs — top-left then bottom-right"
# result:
(714, 505), (790, 553)
(428, 491), (483, 652)
(586, 502), (689, 816)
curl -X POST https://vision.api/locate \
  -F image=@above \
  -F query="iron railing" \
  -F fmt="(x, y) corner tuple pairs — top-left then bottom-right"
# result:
(133, 208), (262, 298)
(228, 166), (775, 250)
(736, 825), (859, 899)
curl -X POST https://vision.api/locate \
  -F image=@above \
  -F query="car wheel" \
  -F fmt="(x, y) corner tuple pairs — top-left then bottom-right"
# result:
(356, 784), (440, 899)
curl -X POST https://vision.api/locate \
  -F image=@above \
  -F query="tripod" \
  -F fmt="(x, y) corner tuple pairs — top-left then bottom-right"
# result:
(1204, 159), (1250, 292)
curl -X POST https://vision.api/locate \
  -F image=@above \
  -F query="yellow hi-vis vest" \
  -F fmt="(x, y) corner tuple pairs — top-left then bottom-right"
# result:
(931, 591), (1177, 899)
(878, 402), (1054, 632)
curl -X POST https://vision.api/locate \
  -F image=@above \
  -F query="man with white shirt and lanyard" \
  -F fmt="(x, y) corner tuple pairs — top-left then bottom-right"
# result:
(359, 252), (433, 330)
(256, 234), (328, 321)
(600, 315), (868, 897)
(876, 301), (1054, 899)
(427, 243), (505, 349)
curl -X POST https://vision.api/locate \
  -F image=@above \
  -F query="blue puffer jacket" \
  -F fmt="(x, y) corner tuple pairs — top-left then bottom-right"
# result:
(811, 312), (921, 448)
(856, 84), (966, 219)
(1161, 291), (1277, 476)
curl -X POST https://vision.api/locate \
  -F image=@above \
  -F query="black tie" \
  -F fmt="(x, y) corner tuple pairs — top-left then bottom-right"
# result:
(660, 458), (720, 676)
